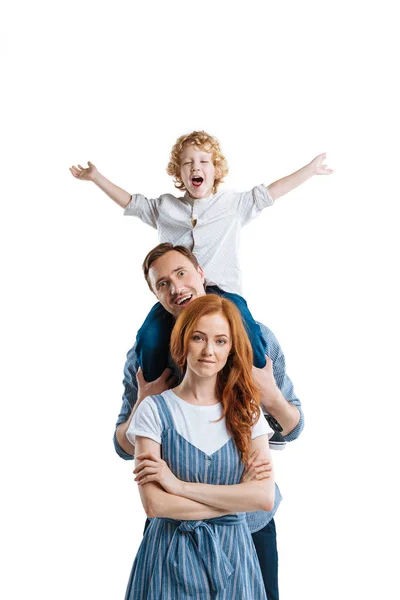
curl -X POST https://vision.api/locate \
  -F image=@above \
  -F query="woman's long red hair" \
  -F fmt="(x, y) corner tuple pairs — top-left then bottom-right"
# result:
(170, 295), (261, 463)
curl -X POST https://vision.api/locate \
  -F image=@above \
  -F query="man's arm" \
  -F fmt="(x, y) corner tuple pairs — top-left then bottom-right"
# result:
(257, 323), (305, 441)
(252, 358), (300, 437)
(267, 154), (333, 201)
(70, 162), (131, 208)
(113, 344), (176, 459)
(113, 345), (139, 459)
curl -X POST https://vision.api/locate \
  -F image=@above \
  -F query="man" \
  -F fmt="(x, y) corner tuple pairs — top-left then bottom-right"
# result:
(114, 243), (304, 600)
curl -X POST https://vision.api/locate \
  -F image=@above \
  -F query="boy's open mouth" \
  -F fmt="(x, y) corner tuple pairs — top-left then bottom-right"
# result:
(191, 177), (204, 188)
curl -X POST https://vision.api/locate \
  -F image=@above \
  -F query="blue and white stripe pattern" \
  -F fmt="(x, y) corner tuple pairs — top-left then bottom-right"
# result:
(125, 395), (267, 599)
(115, 320), (303, 534)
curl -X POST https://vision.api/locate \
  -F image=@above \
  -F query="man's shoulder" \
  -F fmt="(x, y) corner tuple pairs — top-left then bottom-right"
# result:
(125, 342), (138, 364)
(256, 321), (282, 358)
(256, 321), (275, 340)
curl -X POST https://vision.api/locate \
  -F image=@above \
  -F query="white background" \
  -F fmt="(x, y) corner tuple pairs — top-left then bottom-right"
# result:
(1, 1), (399, 598)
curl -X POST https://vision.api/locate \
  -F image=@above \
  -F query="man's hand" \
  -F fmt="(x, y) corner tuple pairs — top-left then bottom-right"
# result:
(70, 161), (98, 182)
(134, 451), (183, 495)
(252, 358), (281, 412)
(241, 449), (272, 483)
(137, 367), (177, 403)
(310, 153), (334, 176)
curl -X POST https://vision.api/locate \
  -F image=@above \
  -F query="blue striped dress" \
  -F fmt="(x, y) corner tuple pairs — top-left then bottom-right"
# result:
(125, 394), (267, 600)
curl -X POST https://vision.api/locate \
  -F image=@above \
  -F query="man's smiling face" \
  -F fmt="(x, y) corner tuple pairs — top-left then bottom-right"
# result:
(148, 250), (206, 318)
(179, 145), (217, 199)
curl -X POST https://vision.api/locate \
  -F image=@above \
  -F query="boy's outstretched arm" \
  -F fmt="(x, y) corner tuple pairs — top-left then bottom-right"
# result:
(70, 162), (131, 208)
(267, 153), (333, 201)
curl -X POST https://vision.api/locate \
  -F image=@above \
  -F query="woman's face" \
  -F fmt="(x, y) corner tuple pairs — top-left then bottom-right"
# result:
(186, 312), (232, 378)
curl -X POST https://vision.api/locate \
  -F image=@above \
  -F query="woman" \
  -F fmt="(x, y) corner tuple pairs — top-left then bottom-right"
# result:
(125, 295), (275, 599)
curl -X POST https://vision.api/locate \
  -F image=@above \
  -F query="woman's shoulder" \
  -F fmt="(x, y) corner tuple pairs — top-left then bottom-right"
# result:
(145, 390), (174, 409)
(127, 396), (164, 446)
(135, 391), (176, 428)
(136, 392), (170, 415)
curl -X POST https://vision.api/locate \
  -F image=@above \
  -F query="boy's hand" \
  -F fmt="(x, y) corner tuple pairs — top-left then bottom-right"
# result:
(241, 450), (272, 483)
(137, 367), (177, 403)
(310, 153), (334, 176)
(70, 161), (98, 182)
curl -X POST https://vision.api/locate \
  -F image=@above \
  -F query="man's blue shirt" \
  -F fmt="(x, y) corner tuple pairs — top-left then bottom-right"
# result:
(113, 322), (304, 532)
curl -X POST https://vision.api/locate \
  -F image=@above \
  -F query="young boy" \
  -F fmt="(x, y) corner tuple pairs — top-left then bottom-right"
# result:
(70, 131), (332, 384)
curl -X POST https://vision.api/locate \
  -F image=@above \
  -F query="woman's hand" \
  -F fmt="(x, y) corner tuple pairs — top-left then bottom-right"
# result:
(241, 449), (272, 483)
(134, 452), (183, 496)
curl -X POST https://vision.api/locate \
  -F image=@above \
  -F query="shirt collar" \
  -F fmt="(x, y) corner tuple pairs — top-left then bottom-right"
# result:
(183, 191), (214, 205)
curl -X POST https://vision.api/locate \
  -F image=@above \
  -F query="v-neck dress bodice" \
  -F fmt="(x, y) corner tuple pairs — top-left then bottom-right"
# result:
(125, 394), (268, 599)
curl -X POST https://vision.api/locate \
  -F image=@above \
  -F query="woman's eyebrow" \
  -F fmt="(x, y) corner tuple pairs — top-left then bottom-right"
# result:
(193, 330), (229, 338)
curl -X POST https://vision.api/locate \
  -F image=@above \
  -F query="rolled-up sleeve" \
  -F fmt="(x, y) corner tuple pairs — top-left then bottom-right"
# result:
(237, 184), (274, 226)
(259, 323), (305, 442)
(126, 397), (162, 446)
(123, 193), (160, 229)
(113, 344), (139, 460)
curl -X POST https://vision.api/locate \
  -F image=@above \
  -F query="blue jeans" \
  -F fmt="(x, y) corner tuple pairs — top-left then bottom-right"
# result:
(143, 518), (279, 599)
(136, 286), (268, 381)
(252, 519), (279, 600)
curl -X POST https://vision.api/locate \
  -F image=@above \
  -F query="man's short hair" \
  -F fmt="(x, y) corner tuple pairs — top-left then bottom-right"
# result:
(142, 243), (200, 291)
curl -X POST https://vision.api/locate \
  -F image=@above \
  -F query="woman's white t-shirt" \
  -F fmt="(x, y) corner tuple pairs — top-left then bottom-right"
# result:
(127, 389), (272, 456)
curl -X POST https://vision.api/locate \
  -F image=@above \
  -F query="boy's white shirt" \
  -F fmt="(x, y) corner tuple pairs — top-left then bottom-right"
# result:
(124, 184), (274, 294)
(127, 389), (273, 457)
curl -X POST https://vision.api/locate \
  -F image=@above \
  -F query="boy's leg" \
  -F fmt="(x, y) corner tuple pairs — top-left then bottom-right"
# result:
(207, 287), (286, 446)
(135, 302), (175, 382)
(206, 286), (267, 368)
(252, 519), (279, 600)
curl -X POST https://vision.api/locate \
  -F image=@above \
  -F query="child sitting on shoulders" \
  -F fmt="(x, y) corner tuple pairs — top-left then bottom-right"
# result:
(70, 131), (332, 382)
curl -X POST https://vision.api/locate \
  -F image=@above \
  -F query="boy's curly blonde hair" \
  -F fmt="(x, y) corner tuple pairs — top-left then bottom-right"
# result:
(167, 131), (229, 194)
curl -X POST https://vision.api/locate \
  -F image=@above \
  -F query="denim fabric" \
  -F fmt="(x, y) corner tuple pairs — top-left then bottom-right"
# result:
(136, 285), (267, 381)
(252, 519), (280, 600)
(116, 317), (301, 600)
(206, 286), (267, 368)
(135, 301), (175, 382)
(114, 322), (304, 456)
